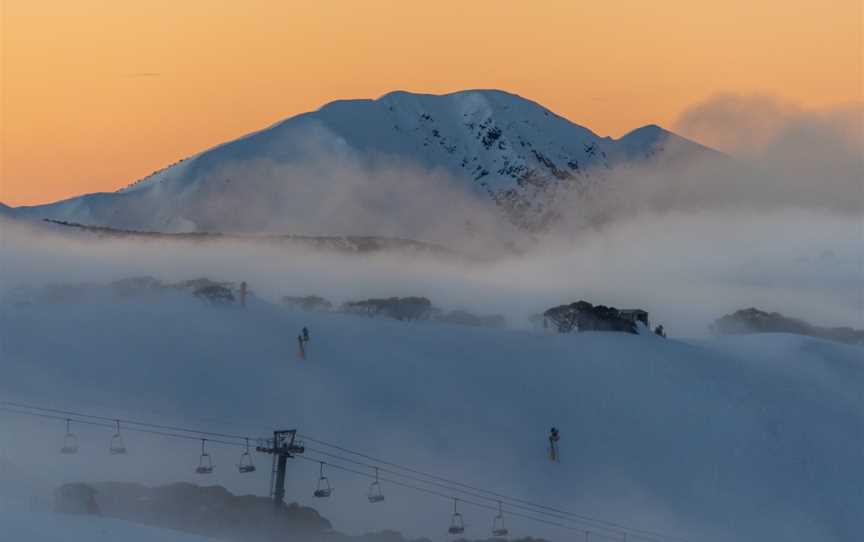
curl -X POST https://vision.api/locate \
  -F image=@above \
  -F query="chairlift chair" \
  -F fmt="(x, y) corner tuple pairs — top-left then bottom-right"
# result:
(448, 498), (465, 535)
(60, 419), (79, 455)
(238, 438), (256, 473)
(367, 467), (385, 503)
(313, 462), (333, 498)
(109, 420), (127, 455)
(196, 439), (214, 474)
(491, 501), (509, 537)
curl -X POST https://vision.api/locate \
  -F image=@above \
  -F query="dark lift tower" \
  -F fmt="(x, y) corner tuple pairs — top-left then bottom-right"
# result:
(257, 430), (305, 508)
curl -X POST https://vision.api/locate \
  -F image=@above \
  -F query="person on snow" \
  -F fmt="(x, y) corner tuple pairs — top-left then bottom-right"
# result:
(548, 427), (560, 461)
(297, 334), (306, 360)
(302, 327), (310, 343)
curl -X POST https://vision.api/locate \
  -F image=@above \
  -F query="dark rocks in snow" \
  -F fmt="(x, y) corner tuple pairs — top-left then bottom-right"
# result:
(339, 297), (507, 328)
(480, 125), (503, 149)
(543, 300), (642, 334)
(530, 149), (572, 180)
(342, 296), (433, 321)
(619, 309), (650, 328)
(173, 277), (233, 293)
(172, 277), (247, 307)
(282, 294), (333, 312)
(193, 284), (236, 306)
(54, 481), (479, 542)
(712, 308), (864, 346)
(56, 481), (328, 541)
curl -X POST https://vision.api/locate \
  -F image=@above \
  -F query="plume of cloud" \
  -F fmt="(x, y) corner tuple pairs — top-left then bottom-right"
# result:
(548, 94), (864, 231)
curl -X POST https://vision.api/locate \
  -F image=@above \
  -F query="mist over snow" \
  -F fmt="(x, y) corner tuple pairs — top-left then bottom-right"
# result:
(1, 204), (861, 338)
(1, 92), (863, 542)
(1, 286), (862, 542)
(671, 94), (863, 215)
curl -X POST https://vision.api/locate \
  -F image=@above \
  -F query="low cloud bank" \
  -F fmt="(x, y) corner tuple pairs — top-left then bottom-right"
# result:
(549, 95), (863, 233)
(2, 205), (860, 338)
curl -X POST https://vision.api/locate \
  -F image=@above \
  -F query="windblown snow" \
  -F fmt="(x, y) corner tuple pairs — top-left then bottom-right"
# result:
(1, 292), (861, 542)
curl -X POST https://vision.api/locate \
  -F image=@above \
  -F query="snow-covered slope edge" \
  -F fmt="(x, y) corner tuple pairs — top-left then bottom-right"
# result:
(0, 510), (218, 542)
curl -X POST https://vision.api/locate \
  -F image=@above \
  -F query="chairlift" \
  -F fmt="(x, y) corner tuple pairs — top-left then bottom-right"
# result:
(367, 467), (385, 503)
(60, 419), (79, 455)
(238, 438), (256, 473)
(313, 462), (333, 498)
(195, 439), (214, 474)
(448, 498), (465, 535)
(491, 500), (509, 537)
(109, 419), (127, 455)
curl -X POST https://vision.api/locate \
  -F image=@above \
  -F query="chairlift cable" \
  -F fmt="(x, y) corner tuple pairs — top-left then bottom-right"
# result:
(0, 400), (252, 442)
(299, 435), (680, 542)
(297, 455), (592, 535)
(301, 453), (632, 539)
(0, 401), (686, 542)
(303, 445), (632, 537)
(0, 406), (245, 448)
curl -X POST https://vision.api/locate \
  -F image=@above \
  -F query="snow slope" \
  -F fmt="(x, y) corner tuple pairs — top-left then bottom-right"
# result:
(0, 510), (217, 542)
(1, 294), (861, 542)
(9, 90), (720, 234)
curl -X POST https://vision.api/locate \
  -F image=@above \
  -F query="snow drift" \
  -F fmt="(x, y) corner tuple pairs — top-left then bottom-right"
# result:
(0, 291), (861, 542)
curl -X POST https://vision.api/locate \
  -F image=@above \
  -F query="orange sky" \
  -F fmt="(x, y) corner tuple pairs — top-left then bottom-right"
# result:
(1, 0), (861, 206)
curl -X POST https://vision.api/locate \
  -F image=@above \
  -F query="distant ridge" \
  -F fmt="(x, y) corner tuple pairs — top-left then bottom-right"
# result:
(41, 219), (468, 260)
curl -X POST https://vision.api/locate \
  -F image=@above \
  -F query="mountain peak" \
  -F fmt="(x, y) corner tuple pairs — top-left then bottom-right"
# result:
(619, 123), (670, 141)
(11, 90), (719, 235)
(378, 88), (524, 101)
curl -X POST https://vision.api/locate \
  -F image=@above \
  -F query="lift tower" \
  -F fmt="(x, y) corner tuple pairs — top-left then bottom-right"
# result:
(256, 429), (305, 508)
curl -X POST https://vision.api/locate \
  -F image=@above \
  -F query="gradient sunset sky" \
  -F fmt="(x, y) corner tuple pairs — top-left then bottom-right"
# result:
(1, 0), (861, 206)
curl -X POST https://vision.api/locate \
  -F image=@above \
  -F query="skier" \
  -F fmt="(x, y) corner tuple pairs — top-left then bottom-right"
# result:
(548, 427), (560, 462)
(297, 334), (306, 360)
(654, 324), (666, 338)
(302, 327), (310, 343)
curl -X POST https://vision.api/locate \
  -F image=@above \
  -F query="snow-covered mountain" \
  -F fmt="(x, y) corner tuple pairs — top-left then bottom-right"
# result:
(10, 90), (720, 235)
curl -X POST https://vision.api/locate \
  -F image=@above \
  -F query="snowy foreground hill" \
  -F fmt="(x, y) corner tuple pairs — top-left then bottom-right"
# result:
(9, 90), (720, 235)
(0, 510), (217, 542)
(1, 294), (861, 542)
